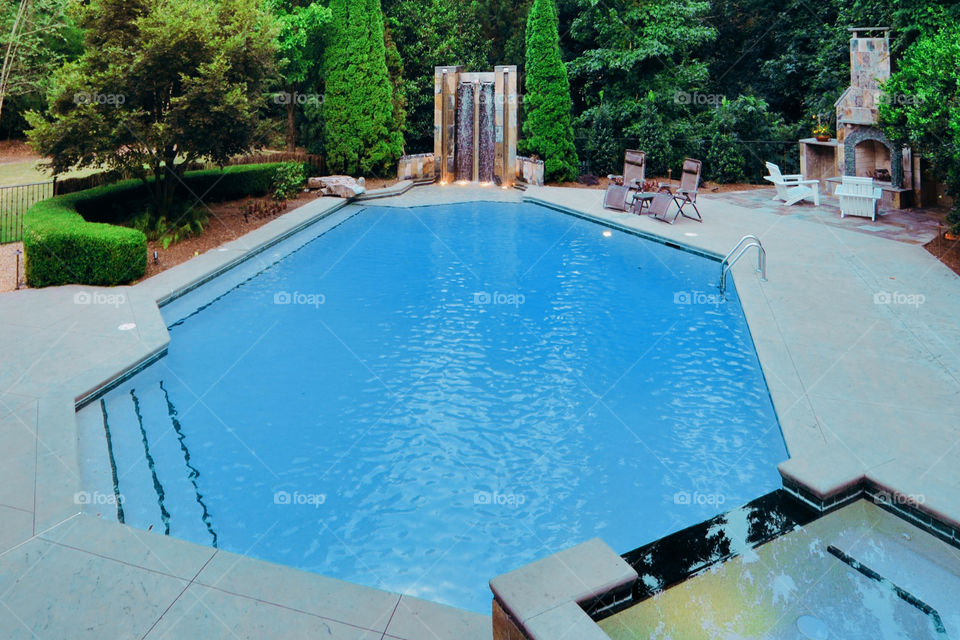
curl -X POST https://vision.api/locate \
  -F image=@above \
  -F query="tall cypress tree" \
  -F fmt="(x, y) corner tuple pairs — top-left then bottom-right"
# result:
(519, 0), (578, 182)
(323, 0), (403, 175)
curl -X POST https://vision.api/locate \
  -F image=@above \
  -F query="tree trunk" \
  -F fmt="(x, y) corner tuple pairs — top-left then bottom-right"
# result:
(286, 83), (296, 151)
(149, 164), (164, 218)
(0, 0), (31, 126)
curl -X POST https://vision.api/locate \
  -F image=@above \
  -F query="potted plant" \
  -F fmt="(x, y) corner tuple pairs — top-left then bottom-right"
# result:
(812, 114), (832, 142)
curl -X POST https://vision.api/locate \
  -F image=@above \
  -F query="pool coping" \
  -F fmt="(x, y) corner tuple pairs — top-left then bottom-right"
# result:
(3, 182), (960, 639)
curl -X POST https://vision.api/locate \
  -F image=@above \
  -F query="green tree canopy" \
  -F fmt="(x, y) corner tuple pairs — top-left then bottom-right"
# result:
(520, 0), (578, 182)
(269, 0), (331, 151)
(567, 0), (714, 176)
(381, 0), (488, 152)
(0, 0), (82, 135)
(25, 0), (277, 219)
(323, 0), (403, 175)
(879, 21), (960, 230)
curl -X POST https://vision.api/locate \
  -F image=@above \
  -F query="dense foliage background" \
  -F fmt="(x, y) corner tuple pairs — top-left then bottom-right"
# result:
(3, 0), (959, 197)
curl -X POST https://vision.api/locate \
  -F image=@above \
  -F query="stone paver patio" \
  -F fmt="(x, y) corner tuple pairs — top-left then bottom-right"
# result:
(1, 183), (958, 638)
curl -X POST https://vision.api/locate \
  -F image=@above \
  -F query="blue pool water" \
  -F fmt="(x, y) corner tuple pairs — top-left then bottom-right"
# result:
(77, 201), (787, 612)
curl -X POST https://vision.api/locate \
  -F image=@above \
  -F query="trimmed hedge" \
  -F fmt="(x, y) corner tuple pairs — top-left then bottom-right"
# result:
(24, 163), (285, 287)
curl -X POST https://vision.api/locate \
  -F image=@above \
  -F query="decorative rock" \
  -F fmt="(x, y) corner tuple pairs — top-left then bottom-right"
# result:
(307, 176), (367, 198)
(516, 156), (544, 186)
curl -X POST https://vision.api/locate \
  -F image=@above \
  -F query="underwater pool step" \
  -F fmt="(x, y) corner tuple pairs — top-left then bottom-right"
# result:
(100, 392), (167, 531)
(134, 383), (218, 547)
(100, 385), (217, 546)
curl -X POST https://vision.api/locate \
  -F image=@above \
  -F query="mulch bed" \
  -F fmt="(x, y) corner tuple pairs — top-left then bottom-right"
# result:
(140, 191), (319, 280)
(925, 232), (960, 277)
(141, 178), (401, 280)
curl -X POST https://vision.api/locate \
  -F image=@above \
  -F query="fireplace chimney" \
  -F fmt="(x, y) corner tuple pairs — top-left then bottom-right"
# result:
(837, 27), (890, 125)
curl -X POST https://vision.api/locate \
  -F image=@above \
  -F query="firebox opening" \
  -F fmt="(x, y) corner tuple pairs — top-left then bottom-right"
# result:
(854, 140), (892, 183)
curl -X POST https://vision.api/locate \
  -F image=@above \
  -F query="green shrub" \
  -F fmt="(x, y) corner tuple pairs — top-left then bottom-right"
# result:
(577, 102), (623, 177)
(24, 163), (287, 287)
(24, 197), (147, 287)
(271, 161), (308, 200)
(705, 132), (746, 184)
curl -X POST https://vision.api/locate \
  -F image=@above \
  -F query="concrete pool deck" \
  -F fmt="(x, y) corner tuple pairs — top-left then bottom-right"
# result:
(1, 183), (958, 638)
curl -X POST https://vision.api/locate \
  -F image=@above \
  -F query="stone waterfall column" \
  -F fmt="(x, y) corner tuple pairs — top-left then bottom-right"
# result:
(494, 65), (518, 187)
(434, 66), (463, 183)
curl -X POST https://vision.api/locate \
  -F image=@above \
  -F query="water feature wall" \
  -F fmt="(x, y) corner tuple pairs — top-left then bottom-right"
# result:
(455, 83), (475, 181)
(478, 83), (495, 182)
(434, 66), (517, 186)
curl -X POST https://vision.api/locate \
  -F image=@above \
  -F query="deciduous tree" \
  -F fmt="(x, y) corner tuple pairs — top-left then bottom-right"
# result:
(26, 0), (277, 219)
(268, 0), (330, 151)
(879, 23), (960, 230)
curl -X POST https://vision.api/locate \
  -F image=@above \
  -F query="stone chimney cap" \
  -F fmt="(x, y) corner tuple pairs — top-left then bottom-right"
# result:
(848, 27), (890, 34)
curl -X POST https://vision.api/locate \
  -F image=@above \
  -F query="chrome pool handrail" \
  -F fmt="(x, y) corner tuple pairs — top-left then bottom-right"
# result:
(719, 236), (766, 295)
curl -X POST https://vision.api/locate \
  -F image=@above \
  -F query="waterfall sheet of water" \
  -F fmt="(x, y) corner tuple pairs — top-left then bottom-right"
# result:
(455, 83), (474, 181)
(478, 83), (495, 183)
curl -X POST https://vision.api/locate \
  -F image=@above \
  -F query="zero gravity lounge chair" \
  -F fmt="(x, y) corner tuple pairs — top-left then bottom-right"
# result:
(659, 158), (703, 222)
(648, 191), (680, 224)
(603, 150), (647, 212)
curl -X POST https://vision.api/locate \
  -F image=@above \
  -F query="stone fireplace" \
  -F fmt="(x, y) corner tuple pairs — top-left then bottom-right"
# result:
(799, 27), (922, 209)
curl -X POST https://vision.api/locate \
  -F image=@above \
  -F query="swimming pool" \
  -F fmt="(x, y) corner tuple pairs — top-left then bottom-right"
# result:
(76, 201), (787, 612)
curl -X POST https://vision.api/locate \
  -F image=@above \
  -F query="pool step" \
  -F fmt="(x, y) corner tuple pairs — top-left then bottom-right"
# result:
(100, 392), (166, 532)
(133, 383), (218, 547)
(831, 527), (960, 636)
(99, 383), (218, 546)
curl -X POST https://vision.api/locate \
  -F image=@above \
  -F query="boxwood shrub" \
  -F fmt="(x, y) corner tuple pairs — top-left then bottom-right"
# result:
(24, 163), (286, 287)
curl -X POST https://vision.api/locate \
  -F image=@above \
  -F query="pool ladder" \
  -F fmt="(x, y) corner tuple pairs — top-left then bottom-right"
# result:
(718, 235), (766, 295)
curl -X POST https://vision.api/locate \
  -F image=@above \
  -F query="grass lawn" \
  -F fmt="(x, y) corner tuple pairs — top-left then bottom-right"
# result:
(0, 159), (99, 187)
(0, 158), (101, 242)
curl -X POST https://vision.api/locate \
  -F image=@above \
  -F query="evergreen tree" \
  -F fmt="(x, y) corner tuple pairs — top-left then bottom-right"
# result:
(323, 0), (403, 175)
(519, 0), (578, 182)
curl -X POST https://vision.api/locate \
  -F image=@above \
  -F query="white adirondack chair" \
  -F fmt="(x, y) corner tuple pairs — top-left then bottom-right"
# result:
(764, 162), (820, 206)
(836, 175), (883, 221)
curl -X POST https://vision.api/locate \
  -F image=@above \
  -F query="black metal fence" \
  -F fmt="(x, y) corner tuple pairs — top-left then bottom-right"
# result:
(0, 180), (56, 244)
